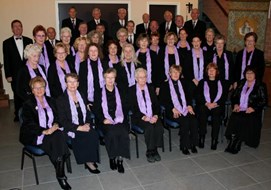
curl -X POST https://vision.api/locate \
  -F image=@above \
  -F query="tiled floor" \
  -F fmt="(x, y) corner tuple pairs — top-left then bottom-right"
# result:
(0, 103), (271, 190)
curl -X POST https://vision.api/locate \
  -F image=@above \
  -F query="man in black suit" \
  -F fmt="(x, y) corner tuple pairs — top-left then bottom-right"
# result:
(111, 8), (127, 40)
(159, 10), (177, 43)
(175, 15), (184, 36)
(61, 6), (83, 45)
(78, 22), (88, 38)
(87, 8), (109, 35)
(45, 27), (60, 64)
(135, 13), (150, 36)
(96, 23), (112, 47)
(149, 20), (159, 35)
(126, 20), (138, 50)
(2, 19), (32, 121)
(184, 8), (206, 43)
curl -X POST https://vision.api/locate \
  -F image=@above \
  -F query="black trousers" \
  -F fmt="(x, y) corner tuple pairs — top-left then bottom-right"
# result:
(102, 123), (130, 159)
(11, 81), (23, 118)
(40, 130), (70, 163)
(198, 105), (224, 139)
(134, 118), (164, 150)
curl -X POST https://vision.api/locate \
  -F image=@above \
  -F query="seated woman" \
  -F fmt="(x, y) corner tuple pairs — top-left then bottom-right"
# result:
(94, 68), (130, 173)
(17, 44), (50, 102)
(57, 73), (100, 174)
(129, 68), (164, 163)
(225, 66), (267, 154)
(197, 63), (227, 150)
(160, 65), (198, 155)
(20, 77), (71, 190)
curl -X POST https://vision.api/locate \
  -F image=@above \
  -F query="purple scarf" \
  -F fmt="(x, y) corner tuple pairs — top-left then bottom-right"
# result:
(101, 85), (124, 124)
(70, 46), (76, 56)
(169, 79), (188, 116)
(239, 80), (255, 111)
(38, 44), (50, 74)
(136, 49), (152, 83)
(108, 55), (119, 68)
(26, 62), (51, 97)
(213, 52), (229, 80)
(74, 52), (81, 74)
(192, 48), (204, 80)
(136, 83), (153, 118)
(241, 48), (254, 79)
(124, 62), (136, 87)
(164, 46), (180, 79)
(67, 90), (87, 138)
(56, 60), (71, 92)
(204, 80), (223, 103)
(87, 58), (104, 102)
(177, 41), (191, 50)
(36, 96), (54, 145)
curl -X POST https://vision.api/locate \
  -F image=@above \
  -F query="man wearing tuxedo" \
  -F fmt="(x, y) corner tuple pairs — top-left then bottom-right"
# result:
(184, 8), (206, 43)
(111, 8), (127, 40)
(61, 6), (83, 45)
(87, 8), (109, 35)
(45, 27), (60, 64)
(175, 15), (184, 35)
(159, 10), (177, 44)
(135, 13), (150, 36)
(2, 20), (32, 121)
(126, 20), (138, 50)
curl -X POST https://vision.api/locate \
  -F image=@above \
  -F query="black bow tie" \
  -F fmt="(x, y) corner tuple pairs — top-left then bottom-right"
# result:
(15, 37), (22, 40)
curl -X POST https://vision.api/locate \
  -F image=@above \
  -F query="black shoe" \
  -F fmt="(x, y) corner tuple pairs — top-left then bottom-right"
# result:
(109, 158), (117, 170)
(93, 162), (98, 168)
(85, 164), (100, 174)
(182, 147), (190, 155)
(146, 151), (155, 163)
(99, 137), (105, 146)
(191, 146), (198, 153)
(117, 160), (124, 173)
(198, 136), (205, 148)
(152, 149), (161, 161)
(57, 177), (71, 190)
(211, 139), (218, 150)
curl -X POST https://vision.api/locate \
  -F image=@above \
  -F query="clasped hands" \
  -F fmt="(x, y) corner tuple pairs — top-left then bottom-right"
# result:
(42, 123), (59, 135)
(172, 106), (194, 118)
(205, 102), (219, 110)
(142, 115), (158, 124)
(233, 104), (255, 114)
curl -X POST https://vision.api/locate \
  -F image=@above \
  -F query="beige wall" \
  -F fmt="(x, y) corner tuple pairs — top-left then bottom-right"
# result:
(0, 0), (198, 98)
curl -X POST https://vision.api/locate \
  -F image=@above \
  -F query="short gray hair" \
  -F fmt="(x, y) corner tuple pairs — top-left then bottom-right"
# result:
(24, 44), (42, 59)
(60, 27), (72, 37)
(135, 68), (147, 79)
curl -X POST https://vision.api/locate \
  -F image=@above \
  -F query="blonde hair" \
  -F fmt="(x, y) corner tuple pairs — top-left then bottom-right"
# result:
(24, 44), (42, 59)
(53, 42), (68, 56)
(120, 43), (140, 66)
(73, 37), (90, 51)
(164, 32), (178, 44)
(87, 30), (102, 46)
(117, 28), (128, 39)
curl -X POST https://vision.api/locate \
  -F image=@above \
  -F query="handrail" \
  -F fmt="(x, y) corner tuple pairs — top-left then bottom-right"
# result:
(215, 0), (228, 17)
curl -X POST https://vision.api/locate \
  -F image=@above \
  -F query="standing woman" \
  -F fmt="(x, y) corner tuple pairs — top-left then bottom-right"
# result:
(73, 37), (90, 74)
(201, 28), (216, 56)
(197, 63), (227, 150)
(160, 65), (198, 155)
(234, 32), (265, 87)
(17, 44), (50, 102)
(176, 28), (191, 59)
(225, 66), (267, 154)
(47, 42), (74, 99)
(94, 68), (130, 173)
(33, 25), (50, 73)
(129, 68), (164, 163)
(20, 77), (71, 190)
(212, 34), (234, 91)
(60, 27), (76, 63)
(78, 43), (104, 108)
(116, 28), (128, 52)
(116, 43), (141, 94)
(102, 40), (120, 70)
(57, 73), (100, 174)
(149, 32), (160, 55)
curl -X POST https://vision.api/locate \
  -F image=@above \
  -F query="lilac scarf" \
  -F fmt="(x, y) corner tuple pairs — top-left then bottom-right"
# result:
(241, 48), (254, 79)
(26, 62), (51, 97)
(74, 52), (81, 74)
(124, 62), (136, 87)
(136, 83), (153, 118)
(239, 80), (255, 111)
(101, 85), (124, 124)
(169, 79), (188, 116)
(204, 80), (223, 103)
(164, 46), (180, 79)
(56, 60), (71, 92)
(38, 44), (50, 74)
(177, 41), (191, 50)
(213, 53), (229, 80)
(136, 49), (152, 83)
(36, 96), (54, 145)
(70, 46), (76, 56)
(108, 55), (119, 68)
(87, 58), (104, 102)
(192, 48), (204, 80)
(67, 90), (87, 138)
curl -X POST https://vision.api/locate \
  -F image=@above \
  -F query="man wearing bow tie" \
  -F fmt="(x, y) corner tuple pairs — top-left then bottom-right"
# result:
(2, 19), (32, 121)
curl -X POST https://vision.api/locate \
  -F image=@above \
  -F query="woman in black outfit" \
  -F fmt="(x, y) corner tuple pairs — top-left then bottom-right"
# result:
(94, 68), (130, 173)
(225, 66), (267, 154)
(197, 63), (227, 150)
(160, 65), (198, 155)
(57, 73), (100, 174)
(20, 77), (71, 190)
(102, 40), (120, 70)
(129, 68), (164, 163)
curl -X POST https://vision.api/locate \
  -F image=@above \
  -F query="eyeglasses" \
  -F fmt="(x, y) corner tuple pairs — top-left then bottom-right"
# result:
(66, 80), (78, 84)
(32, 86), (45, 90)
(35, 34), (46, 38)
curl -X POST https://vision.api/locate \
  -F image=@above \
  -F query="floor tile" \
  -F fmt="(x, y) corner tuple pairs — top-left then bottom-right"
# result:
(239, 161), (271, 182)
